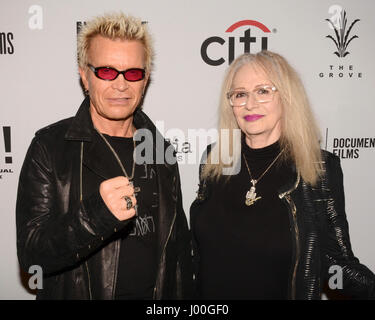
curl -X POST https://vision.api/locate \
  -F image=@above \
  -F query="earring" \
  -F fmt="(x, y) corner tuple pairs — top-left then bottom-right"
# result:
(84, 88), (89, 96)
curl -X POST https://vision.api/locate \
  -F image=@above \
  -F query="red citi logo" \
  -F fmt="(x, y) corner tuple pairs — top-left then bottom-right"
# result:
(200, 20), (271, 66)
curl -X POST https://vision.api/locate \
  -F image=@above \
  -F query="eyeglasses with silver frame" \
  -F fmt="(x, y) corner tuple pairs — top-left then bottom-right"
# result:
(227, 85), (277, 107)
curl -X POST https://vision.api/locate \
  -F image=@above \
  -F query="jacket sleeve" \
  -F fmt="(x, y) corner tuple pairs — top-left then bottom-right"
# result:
(16, 136), (130, 275)
(322, 153), (375, 299)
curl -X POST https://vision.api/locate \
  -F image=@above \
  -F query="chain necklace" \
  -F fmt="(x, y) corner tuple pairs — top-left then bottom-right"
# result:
(242, 149), (284, 206)
(95, 128), (140, 194)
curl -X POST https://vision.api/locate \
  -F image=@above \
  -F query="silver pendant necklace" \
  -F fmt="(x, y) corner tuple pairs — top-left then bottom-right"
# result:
(242, 149), (284, 206)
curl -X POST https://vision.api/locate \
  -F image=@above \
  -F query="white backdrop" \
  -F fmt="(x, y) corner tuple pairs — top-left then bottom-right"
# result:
(1, 0), (374, 299)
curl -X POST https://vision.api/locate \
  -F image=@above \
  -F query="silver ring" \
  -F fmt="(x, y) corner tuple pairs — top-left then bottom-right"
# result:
(123, 196), (133, 210)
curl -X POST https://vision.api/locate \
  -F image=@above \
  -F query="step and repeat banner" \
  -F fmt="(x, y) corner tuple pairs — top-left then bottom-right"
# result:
(1, 0), (374, 299)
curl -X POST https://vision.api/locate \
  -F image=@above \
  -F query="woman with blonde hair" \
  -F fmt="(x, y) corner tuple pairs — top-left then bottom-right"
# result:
(190, 51), (375, 299)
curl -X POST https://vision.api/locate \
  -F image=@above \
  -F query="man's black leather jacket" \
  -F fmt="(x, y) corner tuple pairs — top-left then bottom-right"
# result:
(190, 149), (375, 299)
(16, 97), (193, 299)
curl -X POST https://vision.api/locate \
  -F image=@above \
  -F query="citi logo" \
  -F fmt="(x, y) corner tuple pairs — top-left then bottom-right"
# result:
(200, 20), (273, 66)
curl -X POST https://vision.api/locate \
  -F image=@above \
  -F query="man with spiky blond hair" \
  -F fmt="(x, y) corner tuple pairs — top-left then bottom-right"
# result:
(16, 12), (193, 300)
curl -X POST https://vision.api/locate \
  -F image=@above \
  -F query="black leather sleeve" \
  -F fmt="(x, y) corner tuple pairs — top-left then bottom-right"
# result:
(323, 152), (375, 299)
(16, 136), (129, 275)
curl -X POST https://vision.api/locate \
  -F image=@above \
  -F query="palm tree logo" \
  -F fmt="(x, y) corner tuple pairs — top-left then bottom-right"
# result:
(326, 10), (360, 57)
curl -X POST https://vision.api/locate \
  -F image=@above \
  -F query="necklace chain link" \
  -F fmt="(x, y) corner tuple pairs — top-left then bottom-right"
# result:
(95, 129), (136, 180)
(242, 149), (284, 186)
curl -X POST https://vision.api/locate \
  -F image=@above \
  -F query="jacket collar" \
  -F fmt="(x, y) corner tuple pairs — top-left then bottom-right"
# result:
(278, 163), (300, 197)
(64, 96), (94, 141)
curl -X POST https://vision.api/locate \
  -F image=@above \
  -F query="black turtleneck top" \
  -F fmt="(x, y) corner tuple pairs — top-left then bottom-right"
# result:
(193, 140), (294, 299)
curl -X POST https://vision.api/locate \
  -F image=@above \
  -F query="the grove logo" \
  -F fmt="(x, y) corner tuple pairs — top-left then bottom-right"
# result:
(325, 7), (360, 58)
(319, 6), (362, 79)
(201, 20), (272, 66)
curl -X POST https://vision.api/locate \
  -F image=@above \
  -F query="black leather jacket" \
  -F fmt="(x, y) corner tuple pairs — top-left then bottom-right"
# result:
(16, 97), (193, 299)
(190, 149), (375, 299)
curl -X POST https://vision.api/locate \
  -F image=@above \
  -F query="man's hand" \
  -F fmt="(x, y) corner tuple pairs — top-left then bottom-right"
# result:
(99, 176), (137, 221)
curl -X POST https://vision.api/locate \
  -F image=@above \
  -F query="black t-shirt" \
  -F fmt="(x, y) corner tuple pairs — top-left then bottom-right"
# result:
(102, 134), (159, 300)
(193, 140), (293, 299)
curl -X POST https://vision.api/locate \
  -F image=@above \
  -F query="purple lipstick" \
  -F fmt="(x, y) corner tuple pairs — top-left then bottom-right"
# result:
(244, 114), (264, 122)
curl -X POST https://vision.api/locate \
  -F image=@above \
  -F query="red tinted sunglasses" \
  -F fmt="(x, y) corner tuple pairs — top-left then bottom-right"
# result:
(88, 64), (146, 81)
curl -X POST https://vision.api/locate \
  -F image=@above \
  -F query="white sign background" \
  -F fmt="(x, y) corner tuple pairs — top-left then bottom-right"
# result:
(0, 0), (374, 299)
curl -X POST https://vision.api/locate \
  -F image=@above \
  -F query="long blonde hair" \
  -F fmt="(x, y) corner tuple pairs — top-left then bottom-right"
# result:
(202, 51), (323, 186)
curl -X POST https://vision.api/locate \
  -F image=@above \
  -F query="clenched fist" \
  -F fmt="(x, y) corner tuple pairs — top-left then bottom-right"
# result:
(99, 176), (137, 221)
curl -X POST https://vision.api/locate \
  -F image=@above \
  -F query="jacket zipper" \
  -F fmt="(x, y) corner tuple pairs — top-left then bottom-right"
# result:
(284, 193), (299, 300)
(81, 142), (93, 300)
(153, 208), (177, 299)
(279, 173), (300, 300)
(85, 261), (93, 299)
(112, 239), (120, 299)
